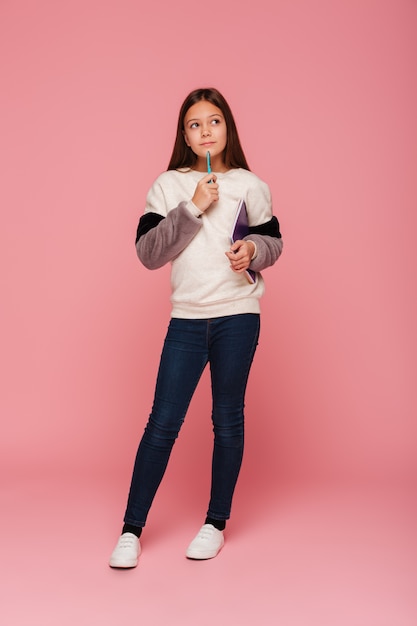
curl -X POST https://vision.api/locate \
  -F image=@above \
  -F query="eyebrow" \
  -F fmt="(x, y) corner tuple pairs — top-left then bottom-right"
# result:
(185, 114), (223, 123)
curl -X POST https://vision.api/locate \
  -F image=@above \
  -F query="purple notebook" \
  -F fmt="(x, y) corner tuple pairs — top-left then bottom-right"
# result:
(231, 199), (257, 284)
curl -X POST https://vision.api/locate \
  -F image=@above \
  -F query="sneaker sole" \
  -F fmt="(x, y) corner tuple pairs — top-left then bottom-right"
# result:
(109, 558), (138, 568)
(186, 539), (224, 560)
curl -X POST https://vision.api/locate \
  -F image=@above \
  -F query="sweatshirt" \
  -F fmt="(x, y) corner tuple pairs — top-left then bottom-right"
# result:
(135, 168), (283, 319)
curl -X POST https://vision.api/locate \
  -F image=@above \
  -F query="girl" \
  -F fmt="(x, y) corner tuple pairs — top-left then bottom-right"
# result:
(109, 88), (283, 568)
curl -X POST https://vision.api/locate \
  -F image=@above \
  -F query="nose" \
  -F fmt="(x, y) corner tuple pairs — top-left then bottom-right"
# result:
(201, 125), (211, 136)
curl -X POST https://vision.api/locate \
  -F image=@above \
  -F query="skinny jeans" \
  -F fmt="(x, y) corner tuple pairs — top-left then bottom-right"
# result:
(124, 313), (260, 527)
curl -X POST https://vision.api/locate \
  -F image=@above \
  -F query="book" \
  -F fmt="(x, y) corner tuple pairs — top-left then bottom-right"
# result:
(230, 199), (257, 284)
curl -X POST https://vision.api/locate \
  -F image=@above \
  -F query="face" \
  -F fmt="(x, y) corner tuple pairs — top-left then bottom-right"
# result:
(183, 100), (227, 164)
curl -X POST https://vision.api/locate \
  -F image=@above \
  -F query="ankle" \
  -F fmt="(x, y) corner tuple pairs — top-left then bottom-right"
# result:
(122, 523), (143, 538)
(205, 517), (226, 531)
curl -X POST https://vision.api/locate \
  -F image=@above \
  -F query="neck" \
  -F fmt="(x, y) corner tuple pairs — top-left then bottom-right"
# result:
(194, 154), (228, 173)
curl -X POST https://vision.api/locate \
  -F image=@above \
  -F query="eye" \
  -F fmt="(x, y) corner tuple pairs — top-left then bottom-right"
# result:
(211, 118), (221, 125)
(190, 122), (199, 129)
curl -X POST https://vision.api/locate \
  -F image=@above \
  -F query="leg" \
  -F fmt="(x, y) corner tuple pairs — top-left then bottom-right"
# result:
(207, 314), (260, 521)
(123, 318), (208, 527)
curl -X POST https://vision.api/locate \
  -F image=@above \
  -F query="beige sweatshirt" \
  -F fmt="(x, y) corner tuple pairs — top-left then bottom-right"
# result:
(135, 168), (283, 319)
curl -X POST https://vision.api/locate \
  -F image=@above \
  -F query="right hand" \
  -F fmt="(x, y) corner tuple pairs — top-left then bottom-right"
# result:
(191, 173), (219, 212)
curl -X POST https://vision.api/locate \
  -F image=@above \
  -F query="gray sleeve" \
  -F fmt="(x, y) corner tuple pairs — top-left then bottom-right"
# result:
(243, 176), (283, 272)
(245, 234), (283, 272)
(136, 201), (203, 270)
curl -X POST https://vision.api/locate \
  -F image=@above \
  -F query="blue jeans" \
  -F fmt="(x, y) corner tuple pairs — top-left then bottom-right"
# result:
(124, 313), (260, 527)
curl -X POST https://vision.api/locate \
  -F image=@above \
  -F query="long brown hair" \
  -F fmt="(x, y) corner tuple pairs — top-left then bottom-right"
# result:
(167, 88), (250, 171)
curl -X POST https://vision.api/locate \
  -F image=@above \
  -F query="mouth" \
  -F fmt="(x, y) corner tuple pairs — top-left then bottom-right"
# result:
(201, 141), (215, 147)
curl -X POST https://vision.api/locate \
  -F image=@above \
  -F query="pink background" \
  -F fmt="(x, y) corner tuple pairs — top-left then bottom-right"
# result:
(1, 0), (416, 624)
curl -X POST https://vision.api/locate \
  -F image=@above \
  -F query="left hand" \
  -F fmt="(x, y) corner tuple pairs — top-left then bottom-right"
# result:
(225, 240), (255, 274)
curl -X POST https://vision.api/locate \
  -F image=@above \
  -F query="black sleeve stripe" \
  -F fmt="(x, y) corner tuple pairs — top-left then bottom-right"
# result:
(135, 212), (165, 244)
(248, 216), (282, 239)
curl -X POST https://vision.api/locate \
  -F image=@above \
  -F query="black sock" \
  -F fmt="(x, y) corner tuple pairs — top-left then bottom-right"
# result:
(205, 517), (226, 531)
(122, 523), (142, 538)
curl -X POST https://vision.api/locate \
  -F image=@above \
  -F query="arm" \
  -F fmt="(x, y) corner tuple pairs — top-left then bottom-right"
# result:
(245, 215), (283, 272)
(135, 201), (203, 270)
(135, 172), (219, 270)
(245, 179), (283, 272)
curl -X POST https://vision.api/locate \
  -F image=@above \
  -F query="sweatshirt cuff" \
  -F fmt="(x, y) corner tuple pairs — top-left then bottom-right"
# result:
(245, 239), (258, 260)
(186, 200), (203, 218)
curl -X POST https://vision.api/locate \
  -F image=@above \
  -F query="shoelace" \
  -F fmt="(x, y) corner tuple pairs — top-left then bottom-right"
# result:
(118, 534), (137, 549)
(196, 526), (216, 541)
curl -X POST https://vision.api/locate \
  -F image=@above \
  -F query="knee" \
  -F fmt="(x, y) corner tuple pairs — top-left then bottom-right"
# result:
(212, 419), (244, 449)
(142, 413), (184, 448)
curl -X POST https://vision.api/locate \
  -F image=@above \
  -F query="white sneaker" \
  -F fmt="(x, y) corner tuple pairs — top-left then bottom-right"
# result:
(185, 524), (225, 560)
(109, 532), (141, 568)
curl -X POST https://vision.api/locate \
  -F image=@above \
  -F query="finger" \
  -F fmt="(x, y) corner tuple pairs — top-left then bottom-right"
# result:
(231, 256), (247, 269)
(230, 242), (241, 253)
(201, 173), (217, 184)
